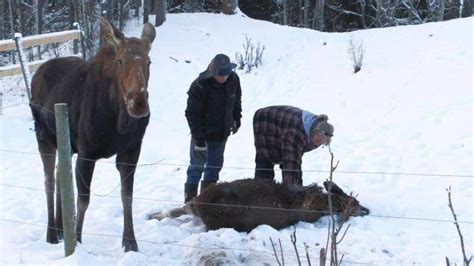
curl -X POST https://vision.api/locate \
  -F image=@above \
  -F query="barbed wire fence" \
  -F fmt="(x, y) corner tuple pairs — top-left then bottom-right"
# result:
(1, 102), (473, 264)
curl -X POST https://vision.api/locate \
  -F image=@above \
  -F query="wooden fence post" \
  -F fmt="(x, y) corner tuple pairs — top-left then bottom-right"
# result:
(54, 103), (76, 257)
(13, 34), (32, 102)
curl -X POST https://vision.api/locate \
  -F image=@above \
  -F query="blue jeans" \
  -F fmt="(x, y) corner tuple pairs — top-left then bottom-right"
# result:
(186, 138), (227, 184)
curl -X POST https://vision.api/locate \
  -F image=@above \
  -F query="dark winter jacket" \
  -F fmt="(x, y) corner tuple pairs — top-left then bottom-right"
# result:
(253, 105), (323, 184)
(185, 72), (242, 142)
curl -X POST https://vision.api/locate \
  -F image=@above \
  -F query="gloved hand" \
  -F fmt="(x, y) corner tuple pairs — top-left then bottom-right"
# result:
(194, 139), (207, 152)
(231, 120), (240, 135)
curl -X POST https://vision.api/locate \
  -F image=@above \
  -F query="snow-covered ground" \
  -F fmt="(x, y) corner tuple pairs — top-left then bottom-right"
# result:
(0, 12), (472, 265)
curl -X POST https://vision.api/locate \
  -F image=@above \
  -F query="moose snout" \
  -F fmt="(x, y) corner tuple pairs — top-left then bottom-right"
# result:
(125, 91), (150, 118)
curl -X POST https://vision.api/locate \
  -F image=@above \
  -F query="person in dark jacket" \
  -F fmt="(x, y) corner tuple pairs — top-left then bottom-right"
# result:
(184, 54), (242, 202)
(253, 105), (334, 186)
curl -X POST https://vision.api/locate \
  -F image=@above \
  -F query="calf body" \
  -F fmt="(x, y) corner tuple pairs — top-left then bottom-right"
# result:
(151, 179), (369, 232)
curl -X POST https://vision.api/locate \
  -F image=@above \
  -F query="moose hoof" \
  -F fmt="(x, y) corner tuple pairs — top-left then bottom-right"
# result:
(46, 231), (59, 244)
(123, 239), (138, 252)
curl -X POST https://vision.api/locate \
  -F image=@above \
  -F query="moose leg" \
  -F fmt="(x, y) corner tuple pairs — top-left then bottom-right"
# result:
(75, 157), (95, 243)
(38, 141), (58, 244)
(116, 145), (141, 252)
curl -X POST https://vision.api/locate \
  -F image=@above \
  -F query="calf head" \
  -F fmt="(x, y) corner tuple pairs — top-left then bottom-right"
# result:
(323, 181), (370, 220)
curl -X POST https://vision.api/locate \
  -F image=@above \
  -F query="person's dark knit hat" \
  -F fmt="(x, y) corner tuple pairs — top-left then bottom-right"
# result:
(198, 54), (237, 80)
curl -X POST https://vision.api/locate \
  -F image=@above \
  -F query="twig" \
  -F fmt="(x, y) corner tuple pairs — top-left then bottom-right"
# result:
(320, 248), (326, 266)
(336, 224), (351, 245)
(169, 56), (178, 62)
(279, 239), (285, 266)
(304, 242), (311, 266)
(270, 237), (282, 266)
(290, 228), (302, 266)
(446, 186), (472, 265)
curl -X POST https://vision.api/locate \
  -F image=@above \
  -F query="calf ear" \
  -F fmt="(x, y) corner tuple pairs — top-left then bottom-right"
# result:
(323, 181), (347, 196)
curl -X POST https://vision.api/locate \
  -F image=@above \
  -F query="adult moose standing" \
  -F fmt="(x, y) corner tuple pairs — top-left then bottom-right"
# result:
(29, 18), (156, 252)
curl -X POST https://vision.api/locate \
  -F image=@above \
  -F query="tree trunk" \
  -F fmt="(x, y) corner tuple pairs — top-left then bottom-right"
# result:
(358, 0), (367, 28)
(16, 0), (24, 34)
(107, 0), (114, 21)
(154, 0), (166, 26)
(303, 0), (309, 28)
(282, 0), (288, 25)
(461, 0), (472, 17)
(0, 0), (5, 40)
(438, 0), (446, 21)
(314, 0), (325, 31)
(143, 0), (150, 23)
(221, 0), (237, 14)
(298, 0), (303, 26)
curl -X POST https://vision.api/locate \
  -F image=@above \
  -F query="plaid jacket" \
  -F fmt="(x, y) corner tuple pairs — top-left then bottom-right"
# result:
(253, 106), (320, 185)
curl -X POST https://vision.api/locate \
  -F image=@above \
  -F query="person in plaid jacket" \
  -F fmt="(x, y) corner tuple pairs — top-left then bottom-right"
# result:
(253, 105), (334, 185)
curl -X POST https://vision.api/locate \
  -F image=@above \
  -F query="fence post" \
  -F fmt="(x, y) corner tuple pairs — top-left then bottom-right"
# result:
(54, 103), (76, 257)
(13, 33), (32, 102)
(74, 22), (86, 60)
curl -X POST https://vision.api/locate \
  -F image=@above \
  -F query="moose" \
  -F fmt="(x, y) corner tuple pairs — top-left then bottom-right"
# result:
(29, 18), (156, 252)
(149, 179), (369, 232)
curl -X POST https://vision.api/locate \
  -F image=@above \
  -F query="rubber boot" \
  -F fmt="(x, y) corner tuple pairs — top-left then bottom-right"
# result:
(184, 183), (198, 203)
(200, 180), (216, 194)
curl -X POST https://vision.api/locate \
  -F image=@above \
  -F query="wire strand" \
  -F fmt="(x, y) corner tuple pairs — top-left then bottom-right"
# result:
(0, 217), (371, 265)
(1, 183), (473, 225)
(1, 148), (472, 178)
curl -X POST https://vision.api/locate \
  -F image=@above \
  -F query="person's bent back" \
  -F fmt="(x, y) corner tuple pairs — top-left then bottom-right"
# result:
(253, 105), (334, 185)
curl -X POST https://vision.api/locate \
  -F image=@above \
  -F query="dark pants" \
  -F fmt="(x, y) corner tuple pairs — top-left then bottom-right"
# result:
(186, 138), (227, 185)
(254, 152), (275, 180)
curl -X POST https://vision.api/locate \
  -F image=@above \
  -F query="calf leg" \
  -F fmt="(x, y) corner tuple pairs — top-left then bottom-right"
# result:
(116, 145), (142, 252)
(38, 141), (58, 244)
(75, 157), (95, 243)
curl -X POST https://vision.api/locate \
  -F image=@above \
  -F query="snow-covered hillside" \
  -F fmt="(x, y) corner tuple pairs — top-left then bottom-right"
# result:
(1, 12), (472, 265)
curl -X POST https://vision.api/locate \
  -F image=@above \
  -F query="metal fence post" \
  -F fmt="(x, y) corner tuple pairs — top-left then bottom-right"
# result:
(54, 103), (77, 257)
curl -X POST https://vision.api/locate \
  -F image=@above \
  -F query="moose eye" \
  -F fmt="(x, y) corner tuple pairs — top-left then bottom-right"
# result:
(117, 59), (123, 65)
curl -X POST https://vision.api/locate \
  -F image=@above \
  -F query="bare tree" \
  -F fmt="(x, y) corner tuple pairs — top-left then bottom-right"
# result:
(221, 0), (237, 14)
(314, 0), (325, 30)
(438, 0), (446, 21)
(461, 0), (472, 17)
(0, 0), (4, 40)
(155, 0), (167, 26)
(304, 0), (310, 27)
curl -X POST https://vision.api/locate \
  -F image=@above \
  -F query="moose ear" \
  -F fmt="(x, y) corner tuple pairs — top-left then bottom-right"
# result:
(141, 22), (156, 52)
(323, 181), (347, 196)
(100, 17), (125, 49)
(141, 23), (156, 43)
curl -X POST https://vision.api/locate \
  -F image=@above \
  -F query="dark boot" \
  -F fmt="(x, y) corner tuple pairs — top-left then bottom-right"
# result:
(184, 183), (198, 203)
(200, 180), (216, 194)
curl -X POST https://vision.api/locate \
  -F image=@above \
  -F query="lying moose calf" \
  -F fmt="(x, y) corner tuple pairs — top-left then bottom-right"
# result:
(149, 179), (369, 232)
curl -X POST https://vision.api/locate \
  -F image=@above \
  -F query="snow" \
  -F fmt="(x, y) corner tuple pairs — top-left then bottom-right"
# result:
(1, 12), (473, 265)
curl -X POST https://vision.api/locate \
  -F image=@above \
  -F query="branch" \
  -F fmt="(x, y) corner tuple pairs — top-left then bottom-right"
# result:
(446, 186), (472, 265)
(290, 228), (301, 266)
(270, 237), (282, 266)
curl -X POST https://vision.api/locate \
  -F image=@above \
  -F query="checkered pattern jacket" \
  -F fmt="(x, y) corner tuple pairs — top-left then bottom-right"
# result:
(253, 105), (321, 185)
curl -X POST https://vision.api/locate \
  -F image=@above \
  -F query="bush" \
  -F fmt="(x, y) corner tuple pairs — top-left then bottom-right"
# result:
(348, 38), (365, 73)
(235, 36), (265, 74)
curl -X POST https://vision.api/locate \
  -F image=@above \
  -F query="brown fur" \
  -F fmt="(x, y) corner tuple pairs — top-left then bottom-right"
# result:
(30, 18), (156, 252)
(150, 179), (369, 232)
